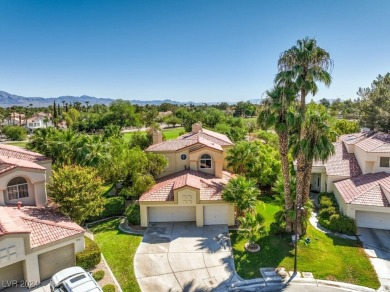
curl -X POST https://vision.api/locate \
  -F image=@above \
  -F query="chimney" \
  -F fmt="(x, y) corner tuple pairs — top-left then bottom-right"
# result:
(192, 122), (202, 133)
(17, 201), (22, 209)
(153, 130), (163, 144)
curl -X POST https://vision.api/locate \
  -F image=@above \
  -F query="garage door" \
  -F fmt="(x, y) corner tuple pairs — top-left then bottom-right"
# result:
(0, 261), (24, 290)
(148, 206), (196, 222)
(356, 211), (390, 230)
(38, 244), (75, 281)
(204, 205), (228, 225)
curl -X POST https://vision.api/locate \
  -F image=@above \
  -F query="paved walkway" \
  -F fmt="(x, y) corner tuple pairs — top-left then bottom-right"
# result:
(134, 222), (238, 292)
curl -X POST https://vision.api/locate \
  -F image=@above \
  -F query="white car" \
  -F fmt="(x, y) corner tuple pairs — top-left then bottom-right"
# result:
(50, 267), (102, 292)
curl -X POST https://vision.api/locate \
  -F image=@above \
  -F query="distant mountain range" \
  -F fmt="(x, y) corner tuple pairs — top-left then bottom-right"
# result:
(0, 91), (193, 107)
(0, 90), (261, 108)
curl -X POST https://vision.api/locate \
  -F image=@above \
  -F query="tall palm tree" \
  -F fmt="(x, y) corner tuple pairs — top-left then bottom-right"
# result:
(290, 103), (335, 204)
(258, 85), (297, 232)
(275, 38), (333, 234)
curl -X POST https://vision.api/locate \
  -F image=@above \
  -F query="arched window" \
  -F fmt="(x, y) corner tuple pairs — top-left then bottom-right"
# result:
(7, 177), (29, 200)
(200, 154), (212, 169)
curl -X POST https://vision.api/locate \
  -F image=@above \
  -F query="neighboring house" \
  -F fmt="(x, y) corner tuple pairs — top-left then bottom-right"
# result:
(26, 112), (53, 131)
(310, 131), (390, 230)
(0, 144), (84, 289)
(1, 113), (26, 127)
(139, 123), (235, 227)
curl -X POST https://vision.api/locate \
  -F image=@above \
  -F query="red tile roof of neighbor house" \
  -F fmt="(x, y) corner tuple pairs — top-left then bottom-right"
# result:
(0, 156), (46, 175)
(310, 142), (362, 177)
(178, 129), (233, 146)
(139, 170), (233, 202)
(355, 132), (390, 153)
(334, 172), (390, 207)
(0, 144), (50, 162)
(0, 206), (84, 248)
(146, 135), (224, 152)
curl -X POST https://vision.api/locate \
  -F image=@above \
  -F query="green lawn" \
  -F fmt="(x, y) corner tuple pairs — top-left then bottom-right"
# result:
(231, 198), (380, 289)
(123, 126), (185, 142)
(90, 219), (142, 292)
(162, 126), (185, 140)
(4, 141), (28, 148)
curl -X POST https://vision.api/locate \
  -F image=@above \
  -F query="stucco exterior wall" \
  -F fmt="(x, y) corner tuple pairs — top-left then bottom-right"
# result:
(140, 187), (234, 227)
(0, 169), (47, 206)
(0, 233), (84, 286)
(189, 148), (223, 178)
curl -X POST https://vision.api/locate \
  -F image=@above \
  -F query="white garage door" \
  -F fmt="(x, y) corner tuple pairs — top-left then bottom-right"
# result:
(356, 211), (390, 230)
(38, 244), (75, 281)
(148, 206), (196, 222)
(0, 261), (24, 290)
(204, 205), (228, 225)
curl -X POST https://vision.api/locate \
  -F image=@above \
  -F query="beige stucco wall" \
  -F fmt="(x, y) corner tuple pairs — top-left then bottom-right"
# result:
(0, 169), (47, 207)
(140, 187), (234, 227)
(0, 233), (84, 286)
(222, 145), (233, 170)
(189, 148), (223, 178)
(345, 204), (390, 219)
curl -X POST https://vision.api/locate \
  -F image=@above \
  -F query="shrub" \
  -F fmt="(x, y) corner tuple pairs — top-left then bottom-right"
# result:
(3, 125), (27, 141)
(328, 214), (357, 235)
(269, 222), (286, 235)
(317, 192), (357, 235)
(125, 204), (140, 225)
(76, 237), (101, 269)
(92, 270), (105, 281)
(319, 206), (337, 220)
(88, 196), (125, 221)
(318, 192), (338, 208)
(102, 284), (116, 292)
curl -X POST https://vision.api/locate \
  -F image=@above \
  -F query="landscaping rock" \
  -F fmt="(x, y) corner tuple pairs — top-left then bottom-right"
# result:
(302, 272), (314, 279)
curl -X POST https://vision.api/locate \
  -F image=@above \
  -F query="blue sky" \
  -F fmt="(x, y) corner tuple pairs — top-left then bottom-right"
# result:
(0, 0), (389, 103)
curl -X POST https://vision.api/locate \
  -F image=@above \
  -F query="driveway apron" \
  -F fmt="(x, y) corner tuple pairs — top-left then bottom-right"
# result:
(358, 227), (390, 290)
(134, 222), (237, 292)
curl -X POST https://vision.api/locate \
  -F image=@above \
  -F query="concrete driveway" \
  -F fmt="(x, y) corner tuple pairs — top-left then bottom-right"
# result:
(134, 222), (237, 292)
(358, 227), (390, 290)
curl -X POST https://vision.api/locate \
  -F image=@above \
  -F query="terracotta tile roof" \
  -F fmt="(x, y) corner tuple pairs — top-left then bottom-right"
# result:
(146, 136), (223, 152)
(355, 132), (390, 153)
(334, 172), (390, 207)
(311, 142), (362, 177)
(0, 155), (46, 175)
(0, 144), (50, 162)
(139, 170), (232, 202)
(146, 139), (198, 152)
(178, 129), (233, 146)
(0, 206), (84, 248)
(339, 131), (374, 145)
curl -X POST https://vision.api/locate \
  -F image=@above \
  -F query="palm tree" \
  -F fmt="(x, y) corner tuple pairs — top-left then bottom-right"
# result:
(222, 176), (259, 217)
(290, 103), (335, 204)
(275, 38), (333, 234)
(258, 85), (297, 232)
(238, 212), (266, 251)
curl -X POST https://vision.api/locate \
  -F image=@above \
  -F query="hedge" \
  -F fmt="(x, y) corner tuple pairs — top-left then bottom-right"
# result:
(90, 196), (125, 221)
(102, 284), (116, 292)
(317, 192), (357, 235)
(76, 237), (101, 269)
(125, 204), (140, 225)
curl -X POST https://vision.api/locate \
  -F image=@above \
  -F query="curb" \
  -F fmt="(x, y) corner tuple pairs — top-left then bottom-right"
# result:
(284, 277), (376, 292)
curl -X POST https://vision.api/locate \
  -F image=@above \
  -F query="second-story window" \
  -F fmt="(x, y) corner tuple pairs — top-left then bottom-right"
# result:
(380, 157), (390, 167)
(7, 177), (29, 200)
(200, 154), (212, 169)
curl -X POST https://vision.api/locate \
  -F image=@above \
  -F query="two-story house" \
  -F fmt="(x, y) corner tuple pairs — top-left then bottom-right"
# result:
(0, 144), (84, 289)
(139, 123), (236, 227)
(310, 131), (390, 230)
